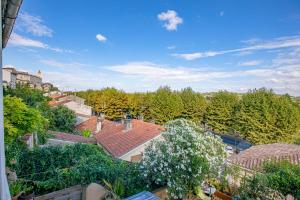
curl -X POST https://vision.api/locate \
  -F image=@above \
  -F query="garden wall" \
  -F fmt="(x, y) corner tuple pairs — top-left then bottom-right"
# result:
(34, 185), (85, 200)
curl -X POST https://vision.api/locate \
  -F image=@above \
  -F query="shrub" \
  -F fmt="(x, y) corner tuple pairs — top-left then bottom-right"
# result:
(48, 105), (76, 133)
(235, 161), (300, 199)
(81, 130), (91, 138)
(141, 119), (227, 199)
(15, 143), (147, 197)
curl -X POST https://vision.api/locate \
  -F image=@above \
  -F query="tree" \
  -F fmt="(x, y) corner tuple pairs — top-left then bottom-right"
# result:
(150, 86), (183, 124)
(4, 96), (47, 144)
(141, 119), (227, 199)
(49, 105), (76, 133)
(179, 87), (206, 123)
(4, 85), (49, 107)
(77, 88), (129, 120)
(233, 88), (300, 144)
(204, 91), (239, 133)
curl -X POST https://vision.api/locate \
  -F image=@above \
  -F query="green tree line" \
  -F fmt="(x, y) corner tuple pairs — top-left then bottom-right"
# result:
(76, 87), (300, 144)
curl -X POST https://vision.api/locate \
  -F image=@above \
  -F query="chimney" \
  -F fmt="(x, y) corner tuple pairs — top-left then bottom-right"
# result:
(124, 118), (132, 131)
(96, 113), (105, 132)
(138, 114), (144, 121)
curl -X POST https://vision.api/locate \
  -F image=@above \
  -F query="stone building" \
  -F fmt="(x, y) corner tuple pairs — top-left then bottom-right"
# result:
(2, 67), (16, 88)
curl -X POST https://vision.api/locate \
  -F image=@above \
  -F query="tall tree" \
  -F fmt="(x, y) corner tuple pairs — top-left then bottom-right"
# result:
(150, 86), (183, 124)
(233, 88), (300, 144)
(179, 87), (207, 123)
(4, 96), (47, 144)
(204, 91), (239, 133)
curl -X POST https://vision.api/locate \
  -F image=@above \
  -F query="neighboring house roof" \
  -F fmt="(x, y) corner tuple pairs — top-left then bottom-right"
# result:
(48, 99), (71, 106)
(94, 119), (164, 158)
(48, 130), (96, 144)
(228, 143), (300, 171)
(75, 116), (98, 133)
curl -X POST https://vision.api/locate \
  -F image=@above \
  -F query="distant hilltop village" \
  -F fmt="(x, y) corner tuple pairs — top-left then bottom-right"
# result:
(2, 67), (55, 92)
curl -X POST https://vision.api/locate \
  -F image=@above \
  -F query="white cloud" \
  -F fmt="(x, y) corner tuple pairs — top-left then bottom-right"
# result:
(174, 35), (300, 60)
(158, 10), (183, 31)
(96, 34), (107, 42)
(238, 60), (263, 66)
(167, 45), (176, 50)
(40, 59), (86, 68)
(107, 59), (300, 95)
(16, 12), (53, 37)
(8, 33), (74, 53)
(109, 62), (238, 81)
(9, 32), (48, 48)
(172, 51), (222, 60)
(219, 11), (224, 17)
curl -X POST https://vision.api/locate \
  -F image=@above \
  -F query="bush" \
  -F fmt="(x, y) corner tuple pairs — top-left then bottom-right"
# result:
(141, 119), (227, 199)
(48, 105), (77, 133)
(15, 143), (147, 197)
(235, 161), (300, 199)
(81, 130), (91, 138)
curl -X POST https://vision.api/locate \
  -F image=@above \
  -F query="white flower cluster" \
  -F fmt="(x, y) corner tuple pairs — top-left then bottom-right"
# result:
(140, 119), (227, 199)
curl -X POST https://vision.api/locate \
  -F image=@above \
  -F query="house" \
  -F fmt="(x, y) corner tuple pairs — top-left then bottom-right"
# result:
(2, 67), (43, 89)
(2, 67), (17, 88)
(42, 82), (53, 92)
(228, 143), (300, 174)
(44, 130), (97, 146)
(49, 94), (93, 125)
(75, 116), (101, 133)
(94, 119), (164, 162)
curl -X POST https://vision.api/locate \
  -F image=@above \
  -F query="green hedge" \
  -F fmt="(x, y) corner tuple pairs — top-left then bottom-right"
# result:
(15, 143), (147, 197)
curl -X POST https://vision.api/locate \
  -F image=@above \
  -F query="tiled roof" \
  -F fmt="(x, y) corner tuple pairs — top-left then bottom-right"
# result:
(228, 143), (300, 171)
(48, 99), (71, 106)
(75, 116), (98, 133)
(48, 130), (96, 144)
(94, 119), (164, 157)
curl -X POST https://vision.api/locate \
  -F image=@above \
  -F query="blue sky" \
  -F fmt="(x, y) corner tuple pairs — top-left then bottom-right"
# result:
(4, 0), (300, 95)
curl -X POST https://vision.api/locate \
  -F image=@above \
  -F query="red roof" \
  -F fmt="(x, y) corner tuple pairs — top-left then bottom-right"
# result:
(228, 143), (300, 171)
(49, 130), (96, 144)
(94, 119), (164, 157)
(75, 116), (98, 133)
(48, 99), (71, 106)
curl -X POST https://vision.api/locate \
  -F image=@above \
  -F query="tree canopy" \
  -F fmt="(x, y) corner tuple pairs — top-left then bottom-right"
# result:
(4, 96), (47, 144)
(233, 89), (300, 144)
(150, 86), (184, 124)
(179, 87), (207, 123)
(204, 91), (239, 133)
(48, 105), (77, 133)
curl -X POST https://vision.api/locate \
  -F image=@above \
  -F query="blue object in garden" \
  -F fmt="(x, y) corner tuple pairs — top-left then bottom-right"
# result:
(124, 191), (160, 200)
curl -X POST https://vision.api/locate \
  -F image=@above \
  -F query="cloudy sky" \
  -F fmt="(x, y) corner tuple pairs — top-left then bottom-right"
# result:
(4, 0), (300, 95)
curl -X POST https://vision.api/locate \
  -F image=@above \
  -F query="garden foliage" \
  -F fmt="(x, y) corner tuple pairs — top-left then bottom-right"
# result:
(141, 119), (227, 199)
(14, 143), (147, 197)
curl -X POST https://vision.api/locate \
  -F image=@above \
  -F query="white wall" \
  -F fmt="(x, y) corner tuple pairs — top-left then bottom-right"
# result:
(64, 101), (92, 117)
(119, 135), (162, 162)
(2, 69), (11, 83)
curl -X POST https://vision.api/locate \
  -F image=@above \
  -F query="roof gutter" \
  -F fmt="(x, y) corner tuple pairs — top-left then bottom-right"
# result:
(2, 0), (23, 48)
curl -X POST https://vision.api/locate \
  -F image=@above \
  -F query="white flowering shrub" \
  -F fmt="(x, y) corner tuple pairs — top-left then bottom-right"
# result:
(141, 119), (227, 199)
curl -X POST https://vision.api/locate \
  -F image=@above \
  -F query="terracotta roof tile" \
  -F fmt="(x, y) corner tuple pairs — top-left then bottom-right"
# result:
(48, 99), (71, 106)
(94, 119), (164, 157)
(48, 130), (96, 144)
(75, 116), (98, 133)
(228, 143), (300, 171)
